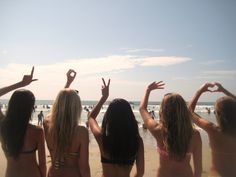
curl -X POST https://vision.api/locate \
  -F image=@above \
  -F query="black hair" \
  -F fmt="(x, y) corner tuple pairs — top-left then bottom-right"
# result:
(101, 98), (140, 162)
(0, 89), (35, 159)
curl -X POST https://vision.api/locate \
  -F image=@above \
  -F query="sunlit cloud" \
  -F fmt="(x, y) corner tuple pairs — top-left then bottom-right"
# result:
(0, 55), (192, 99)
(137, 56), (192, 66)
(124, 48), (165, 53)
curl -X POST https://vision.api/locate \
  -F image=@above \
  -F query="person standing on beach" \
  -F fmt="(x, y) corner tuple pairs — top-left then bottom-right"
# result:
(189, 82), (236, 177)
(38, 110), (44, 126)
(139, 81), (202, 177)
(88, 78), (144, 177)
(0, 67), (46, 177)
(43, 69), (90, 177)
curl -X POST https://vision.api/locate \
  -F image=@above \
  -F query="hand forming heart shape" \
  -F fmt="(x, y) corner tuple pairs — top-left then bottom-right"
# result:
(201, 82), (224, 93)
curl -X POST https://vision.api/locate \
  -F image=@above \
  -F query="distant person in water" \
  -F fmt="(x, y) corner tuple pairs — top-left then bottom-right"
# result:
(43, 69), (90, 177)
(140, 81), (202, 177)
(205, 107), (211, 114)
(0, 67), (46, 177)
(189, 82), (236, 177)
(88, 78), (144, 177)
(38, 110), (44, 126)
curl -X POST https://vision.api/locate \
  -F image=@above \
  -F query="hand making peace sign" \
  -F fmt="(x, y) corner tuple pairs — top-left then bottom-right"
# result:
(101, 78), (110, 99)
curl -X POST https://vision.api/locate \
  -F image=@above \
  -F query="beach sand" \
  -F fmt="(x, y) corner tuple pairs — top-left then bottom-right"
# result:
(0, 128), (211, 177)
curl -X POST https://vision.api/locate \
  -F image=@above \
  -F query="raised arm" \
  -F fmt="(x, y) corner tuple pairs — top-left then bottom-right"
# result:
(0, 66), (37, 118)
(213, 82), (236, 100)
(189, 83), (214, 112)
(189, 83), (215, 131)
(0, 66), (37, 96)
(64, 69), (77, 88)
(88, 78), (110, 138)
(139, 81), (164, 132)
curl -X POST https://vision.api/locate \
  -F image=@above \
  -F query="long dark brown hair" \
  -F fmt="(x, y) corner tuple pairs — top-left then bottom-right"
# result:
(160, 93), (193, 160)
(101, 98), (140, 162)
(0, 89), (35, 159)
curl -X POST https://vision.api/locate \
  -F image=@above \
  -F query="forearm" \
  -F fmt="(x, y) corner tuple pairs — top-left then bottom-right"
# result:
(89, 96), (107, 119)
(222, 88), (236, 100)
(189, 90), (202, 112)
(64, 81), (72, 88)
(0, 81), (23, 97)
(139, 89), (150, 111)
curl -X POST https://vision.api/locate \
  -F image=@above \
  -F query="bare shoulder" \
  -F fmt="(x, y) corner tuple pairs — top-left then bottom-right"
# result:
(151, 125), (164, 142)
(76, 125), (89, 137)
(27, 124), (44, 138)
(155, 125), (163, 135)
(191, 129), (202, 145)
(192, 129), (201, 138)
(43, 114), (51, 122)
(43, 114), (52, 127)
(28, 123), (43, 131)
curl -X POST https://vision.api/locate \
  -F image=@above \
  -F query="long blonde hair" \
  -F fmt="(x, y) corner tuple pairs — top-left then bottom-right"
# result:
(160, 93), (193, 160)
(50, 89), (82, 160)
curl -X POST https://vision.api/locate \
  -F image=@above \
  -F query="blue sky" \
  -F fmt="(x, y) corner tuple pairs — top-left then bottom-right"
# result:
(0, 0), (236, 101)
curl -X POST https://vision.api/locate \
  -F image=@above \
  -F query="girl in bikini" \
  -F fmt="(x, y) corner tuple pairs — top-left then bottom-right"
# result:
(189, 82), (236, 177)
(0, 67), (46, 177)
(43, 69), (90, 177)
(88, 78), (144, 177)
(139, 81), (202, 177)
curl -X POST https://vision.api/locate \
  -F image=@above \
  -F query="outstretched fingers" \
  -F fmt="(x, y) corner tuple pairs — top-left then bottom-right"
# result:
(101, 78), (110, 99)
(147, 81), (165, 91)
(30, 66), (38, 82)
(156, 81), (165, 89)
(102, 78), (110, 87)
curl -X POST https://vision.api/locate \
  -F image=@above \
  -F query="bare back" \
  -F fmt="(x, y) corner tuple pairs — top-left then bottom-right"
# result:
(43, 116), (89, 177)
(153, 127), (202, 177)
(93, 134), (144, 177)
(3, 124), (44, 177)
(207, 127), (236, 177)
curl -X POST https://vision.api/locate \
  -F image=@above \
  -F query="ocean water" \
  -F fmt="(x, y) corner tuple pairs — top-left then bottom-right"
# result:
(0, 99), (216, 127)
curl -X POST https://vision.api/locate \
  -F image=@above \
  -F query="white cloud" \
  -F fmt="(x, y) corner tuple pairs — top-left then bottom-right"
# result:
(137, 56), (192, 66)
(124, 48), (165, 53)
(0, 55), (191, 99)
